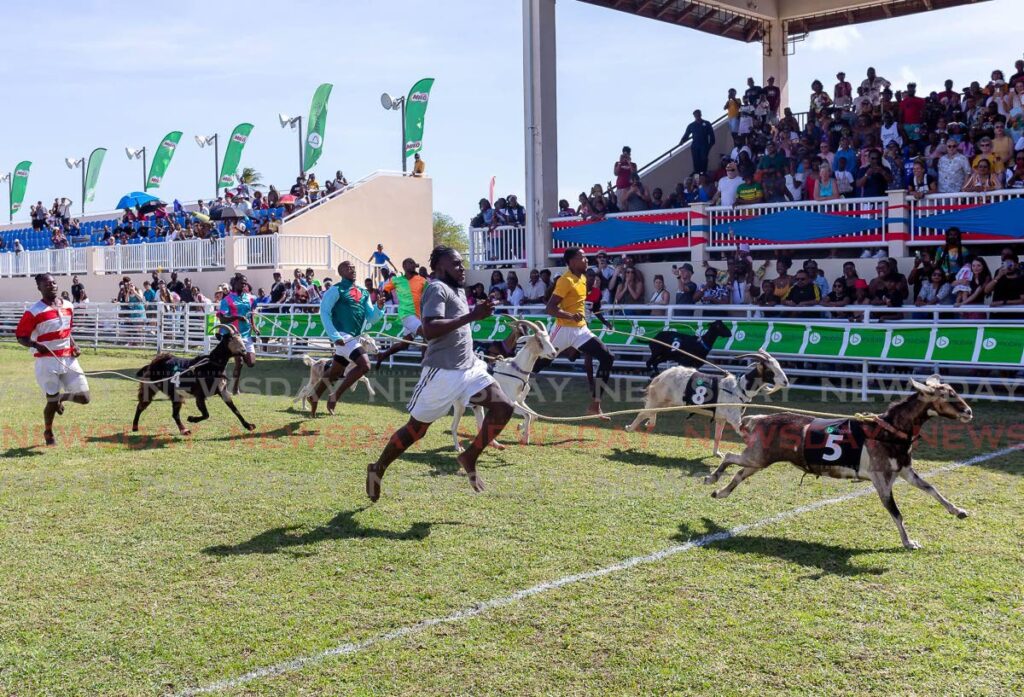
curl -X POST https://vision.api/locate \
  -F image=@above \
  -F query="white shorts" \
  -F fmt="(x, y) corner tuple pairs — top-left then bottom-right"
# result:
(333, 335), (364, 361)
(407, 359), (496, 424)
(550, 324), (597, 354)
(35, 357), (89, 396)
(242, 336), (255, 355)
(401, 315), (422, 336)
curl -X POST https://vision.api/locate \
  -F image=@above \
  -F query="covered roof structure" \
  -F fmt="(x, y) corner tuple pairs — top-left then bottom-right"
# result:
(577, 0), (990, 43)
(520, 0), (994, 269)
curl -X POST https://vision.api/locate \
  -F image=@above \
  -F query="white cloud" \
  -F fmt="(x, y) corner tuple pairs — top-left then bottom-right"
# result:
(807, 26), (863, 53)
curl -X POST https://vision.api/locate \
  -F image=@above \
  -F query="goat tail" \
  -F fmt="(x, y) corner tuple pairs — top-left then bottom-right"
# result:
(302, 353), (318, 367)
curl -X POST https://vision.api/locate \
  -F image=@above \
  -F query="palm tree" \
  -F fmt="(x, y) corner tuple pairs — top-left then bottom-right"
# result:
(239, 167), (264, 189)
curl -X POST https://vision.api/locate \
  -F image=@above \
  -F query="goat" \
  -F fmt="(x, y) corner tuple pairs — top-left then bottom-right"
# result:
(295, 336), (379, 413)
(646, 319), (732, 376)
(452, 319), (556, 452)
(705, 375), (974, 550)
(132, 324), (254, 435)
(625, 349), (788, 457)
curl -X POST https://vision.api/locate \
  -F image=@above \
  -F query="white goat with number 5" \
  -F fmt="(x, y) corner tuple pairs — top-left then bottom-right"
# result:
(452, 319), (556, 452)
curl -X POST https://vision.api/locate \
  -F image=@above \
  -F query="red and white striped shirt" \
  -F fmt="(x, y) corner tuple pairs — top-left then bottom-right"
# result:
(15, 298), (76, 358)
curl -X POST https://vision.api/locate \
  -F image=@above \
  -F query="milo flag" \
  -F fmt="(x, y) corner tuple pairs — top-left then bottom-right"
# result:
(303, 83), (333, 172)
(404, 78), (435, 157)
(84, 148), (107, 203)
(146, 131), (183, 189)
(218, 123), (254, 189)
(9, 160), (31, 217)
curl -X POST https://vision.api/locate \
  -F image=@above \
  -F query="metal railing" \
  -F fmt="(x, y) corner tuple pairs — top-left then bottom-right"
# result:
(468, 225), (528, 268)
(909, 189), (1024, 244)
(97, 238), (226, 275)
(707, 196), (888, 250)
(281, 170), (409, 223)
(0, 247), (89, 278)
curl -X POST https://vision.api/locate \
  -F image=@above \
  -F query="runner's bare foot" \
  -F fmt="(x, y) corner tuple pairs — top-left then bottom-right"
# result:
(456, 453), (485, 493)
(44, 430), (56, 446)
(366, 462), (383, 502)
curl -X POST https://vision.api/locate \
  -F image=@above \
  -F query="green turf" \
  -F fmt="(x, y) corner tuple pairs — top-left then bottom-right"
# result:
(0, 344), (1021, 696)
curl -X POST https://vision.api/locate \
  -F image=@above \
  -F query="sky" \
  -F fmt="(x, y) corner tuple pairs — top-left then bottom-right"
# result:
(0, 0), (1021, 228)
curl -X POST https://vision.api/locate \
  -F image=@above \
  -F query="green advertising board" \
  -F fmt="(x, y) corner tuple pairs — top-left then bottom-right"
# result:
(207, 313), (1024, 366)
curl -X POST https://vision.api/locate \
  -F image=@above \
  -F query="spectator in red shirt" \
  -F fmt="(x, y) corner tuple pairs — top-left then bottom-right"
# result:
(937, 79), (959, 109)
(898, 83), (927, 143)
(613, 146), (637, 211)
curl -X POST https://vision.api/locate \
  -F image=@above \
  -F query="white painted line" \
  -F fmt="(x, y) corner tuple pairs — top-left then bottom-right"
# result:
(177, 444), (1023, 696)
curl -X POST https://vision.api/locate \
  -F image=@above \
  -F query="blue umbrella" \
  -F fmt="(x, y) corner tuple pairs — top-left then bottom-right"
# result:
(116, 191), (159, 209)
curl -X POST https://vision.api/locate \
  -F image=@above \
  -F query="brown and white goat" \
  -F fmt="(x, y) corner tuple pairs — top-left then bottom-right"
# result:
(625, 350), (789, 456)
(452, 320), (556, 452)
(295, 336), (379, 413)
(705, 375), (974, 550)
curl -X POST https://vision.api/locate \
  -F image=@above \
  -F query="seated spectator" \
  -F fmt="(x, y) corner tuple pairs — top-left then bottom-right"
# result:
(821, 278), (852, 317)
(954, 257), (992, 318)
(614, 267), (645, 305)
(769, 257), (794, 299)
(803, 259), (830, 298)
(557, 199), (576, 217)
(985, 252), (1024, 316)
(916, 267), (953, 307)
(694, 267), (727, 305)
(575, 193), (594, 219)
(713, 162), (743, 206)
(488, 270), (506, 293)
(782, 269), (821, 314)
(1007, 151), (1024, 188)
(523, 269), (547, 303)
(906, 157), (937, 199)
(648, 275), (670, 316)
(812, 161), (840, 201)
(467, 283), (488, 307)
(505, 272), (525, 307)
(962, 158), (1001, 192)
(735, 173), (764, 205)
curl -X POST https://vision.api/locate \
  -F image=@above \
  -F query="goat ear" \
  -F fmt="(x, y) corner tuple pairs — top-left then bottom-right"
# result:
(925, 374), (943, 388)
(910, 378), (936, 395)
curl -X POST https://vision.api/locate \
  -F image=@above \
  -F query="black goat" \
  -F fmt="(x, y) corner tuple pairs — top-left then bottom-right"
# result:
(646, 319), (732, 375)
(132, 325), (255, 435)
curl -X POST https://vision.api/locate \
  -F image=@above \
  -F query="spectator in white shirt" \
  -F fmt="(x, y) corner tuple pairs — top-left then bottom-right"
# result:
(713, 163), (743, 207)
(523, 268), (547, 303)
(505, 272), (526, 308)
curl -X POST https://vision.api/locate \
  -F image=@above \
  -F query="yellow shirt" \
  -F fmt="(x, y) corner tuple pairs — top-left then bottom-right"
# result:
(413, 159), (426, 176)
(553, 272), (586, 328)
(725, 98), (741, 119)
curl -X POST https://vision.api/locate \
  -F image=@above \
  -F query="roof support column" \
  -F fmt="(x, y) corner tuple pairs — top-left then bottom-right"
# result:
(762, 20), (789, 111)
(523, 0), (558, 269)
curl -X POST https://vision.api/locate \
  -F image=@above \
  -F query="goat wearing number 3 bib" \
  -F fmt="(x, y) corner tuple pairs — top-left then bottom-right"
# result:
(625, 351), (788, 457)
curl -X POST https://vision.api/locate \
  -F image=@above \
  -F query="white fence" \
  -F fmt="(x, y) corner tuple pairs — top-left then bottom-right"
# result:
(909, 188), (1024, 244)
(0, 248), (89, 278)
(707, 197), (888, 250)
(468, 225), (528, 268)
(98, 238), (226, 275)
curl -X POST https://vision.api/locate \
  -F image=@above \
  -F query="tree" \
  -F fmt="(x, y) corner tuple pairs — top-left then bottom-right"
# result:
(239, 167), (263, 189)
(433, 212), (468, 254)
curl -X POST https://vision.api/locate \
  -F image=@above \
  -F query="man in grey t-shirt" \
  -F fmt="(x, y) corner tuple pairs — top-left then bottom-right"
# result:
(367, 246), (514, 502)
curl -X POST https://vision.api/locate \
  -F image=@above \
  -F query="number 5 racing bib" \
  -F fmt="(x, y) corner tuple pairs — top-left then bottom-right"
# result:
(683, 371), (720, 410)
(803, 418), (866, 473)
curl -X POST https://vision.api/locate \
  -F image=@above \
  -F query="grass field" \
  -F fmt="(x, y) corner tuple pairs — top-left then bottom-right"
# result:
(0, 343), (1022, 696)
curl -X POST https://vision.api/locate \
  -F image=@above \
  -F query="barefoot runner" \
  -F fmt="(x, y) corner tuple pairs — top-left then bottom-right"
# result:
(532, 248), (615, 418)
(15, 273), (91, 445)
(217, 273), (256, 394)
(375, 257), (426, 369)
(366, 246), (514, 501)
(311, 260), (385, 416)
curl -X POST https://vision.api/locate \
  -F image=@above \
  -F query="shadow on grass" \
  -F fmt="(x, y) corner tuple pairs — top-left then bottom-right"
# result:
(203, 420), (318, 442)
(203, 507), (457, 557)
(395, 446), (516, 478)
(84, 432), (178, 450)
(674, 517), (889, 579)
(605, 447), (711, 477)
(1, 445), (44, 458)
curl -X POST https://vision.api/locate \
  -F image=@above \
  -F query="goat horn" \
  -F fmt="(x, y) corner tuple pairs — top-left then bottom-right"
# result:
(212, 323), (239, 335)
(517, 319), (545, 335)
(734, 352), (763, 360)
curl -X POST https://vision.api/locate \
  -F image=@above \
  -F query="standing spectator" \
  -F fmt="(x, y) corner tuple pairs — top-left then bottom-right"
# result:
(936, 138), (973, 193)
(712, 162), (743, 206)
(934, 227), (969, 282)
(624, 173), (650, 211)
(289, 176), (306, 198)
(898, 83), (927, 142)
(724, 88), (742, 139)
(368, 243), (397, 282)
(763, 76), (781, 122)
(305, 173), (320, 200)
(673, 263), (697, 306)
(70, 275), (84, 303)
(613, 146), (637, 210)
(743, 77), (763, 108)
(412, 153), (426, 177)
(679, 110), (716, 175)
(861, 67), (891, 106)
(167, 272), (185, 298)
(833, 72), (853, 110)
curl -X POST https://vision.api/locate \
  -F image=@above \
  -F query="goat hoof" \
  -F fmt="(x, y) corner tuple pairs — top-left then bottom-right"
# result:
(713, 449), (723, 458)
(131, 426), (139, 433)
(244, 423), (256, 432)
(179, 429), (192, 436)
(955, 508), (969, 519)
(903, 540), (922, 550)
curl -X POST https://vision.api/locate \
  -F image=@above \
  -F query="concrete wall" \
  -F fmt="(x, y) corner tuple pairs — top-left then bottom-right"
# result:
(281, 174), (434, 271)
